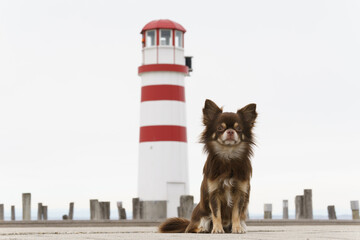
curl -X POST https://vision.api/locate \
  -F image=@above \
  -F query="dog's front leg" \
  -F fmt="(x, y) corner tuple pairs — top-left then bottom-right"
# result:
(209, 191), (224, 234)
(231, 194), (246, 234)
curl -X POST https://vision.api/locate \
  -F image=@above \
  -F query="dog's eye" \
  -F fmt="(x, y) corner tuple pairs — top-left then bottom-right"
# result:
(234, 122), (241, 131)
(217, 126), (224, 131)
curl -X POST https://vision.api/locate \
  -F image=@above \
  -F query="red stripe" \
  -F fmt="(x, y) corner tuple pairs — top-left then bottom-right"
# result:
(140, 125), (187, 142)
(141, 85), (185, 102)
(138, 64), (188, 74)
(172, 29), (175, 46)
(156, 29), (159, 46)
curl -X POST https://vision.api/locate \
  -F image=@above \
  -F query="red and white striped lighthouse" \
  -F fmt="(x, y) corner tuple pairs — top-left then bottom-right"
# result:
(138, 19), (190, 218)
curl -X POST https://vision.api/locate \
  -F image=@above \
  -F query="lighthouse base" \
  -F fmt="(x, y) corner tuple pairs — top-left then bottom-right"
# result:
(139, 201), (167, 220)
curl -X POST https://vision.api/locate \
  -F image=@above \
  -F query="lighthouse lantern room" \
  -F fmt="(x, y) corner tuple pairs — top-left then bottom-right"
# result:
(138, 19), (190, 219)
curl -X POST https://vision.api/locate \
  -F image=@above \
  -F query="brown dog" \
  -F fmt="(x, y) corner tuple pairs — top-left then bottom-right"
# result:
(159, 99), (257, 234)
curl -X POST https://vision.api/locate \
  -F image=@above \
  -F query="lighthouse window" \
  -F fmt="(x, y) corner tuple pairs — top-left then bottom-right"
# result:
(146, 30), (156, 47)
(175, 31), (183, 48)
(160, 29), (171, 46)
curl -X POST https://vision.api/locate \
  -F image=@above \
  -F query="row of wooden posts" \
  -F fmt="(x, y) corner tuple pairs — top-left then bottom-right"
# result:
(263, 189), (360, 220)
(0, 193), (74, 221)
(0, 193), (126, 221)
(1, 191), (359, 221)
(89, 199), (126, 220)
(174, 190), (360, 221)
(0, 193), (37, 221)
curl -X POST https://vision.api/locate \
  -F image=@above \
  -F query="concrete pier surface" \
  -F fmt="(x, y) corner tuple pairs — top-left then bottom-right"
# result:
(0, 225), (359, 240)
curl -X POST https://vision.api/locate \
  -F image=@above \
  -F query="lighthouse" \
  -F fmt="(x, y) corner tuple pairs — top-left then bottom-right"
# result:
(138, 19), (190, 218)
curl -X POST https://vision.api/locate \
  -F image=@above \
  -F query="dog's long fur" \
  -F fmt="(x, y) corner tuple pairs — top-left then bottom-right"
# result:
(159, 99), (257, 234)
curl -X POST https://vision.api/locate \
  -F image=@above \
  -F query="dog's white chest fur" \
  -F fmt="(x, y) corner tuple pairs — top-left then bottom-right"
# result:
(211, 141), (247, 159)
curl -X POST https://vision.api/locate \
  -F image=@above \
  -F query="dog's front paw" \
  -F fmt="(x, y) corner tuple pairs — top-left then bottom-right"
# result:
(211, 225), (225, 234)
(240, 220), (247, 233)
(232, 225), (246, 234)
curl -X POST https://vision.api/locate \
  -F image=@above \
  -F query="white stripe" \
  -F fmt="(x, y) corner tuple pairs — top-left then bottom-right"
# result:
(140, 101), (186, 127)
(158, 47), (174, 64)
(143, 47), (184, 65)
(141, 71), (185, 87)
(138, 141), (189, 201)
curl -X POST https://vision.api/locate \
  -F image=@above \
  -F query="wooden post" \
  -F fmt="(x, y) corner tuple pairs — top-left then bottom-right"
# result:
(90, 199), (96, 220)
(11, 206), (15, 221)
(117, 202), (122, 219)
(295, 195), (304, 219)
(22, 193), (31, 221)
(0, 204), (4, 221)
(69, 202), (74, 220)
(132, 198), (141, 220)
(139, 201), (144, 219)
(120, 208), (126, 219)
(283, 200), (289, 219)
(117, 202), (126, 220)
(327, 205), (337, 220)
(178, 195), (194, 219)
(90, 199), (101, 220)
(99, 202), (105, 219)
(37, 203), (43, 220)
(42, 206), (47, 221)
(264, 204), (272, 219)
(95, 200), (102, 220)
(101, 202), (110, 220)
(351, 201), (359, 220)
(303, 189), (313, 219)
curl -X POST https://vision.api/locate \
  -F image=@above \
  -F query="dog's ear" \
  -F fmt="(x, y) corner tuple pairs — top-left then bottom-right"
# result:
(203, 99), (222, 125)
(237, 103), (257, 126)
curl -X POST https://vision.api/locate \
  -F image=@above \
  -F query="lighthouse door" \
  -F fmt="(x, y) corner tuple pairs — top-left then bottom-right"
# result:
(166, 182), (186, 218)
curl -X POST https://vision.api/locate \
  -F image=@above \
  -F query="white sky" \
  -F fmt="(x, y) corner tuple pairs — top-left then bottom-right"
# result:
(1, 0), (360, 218)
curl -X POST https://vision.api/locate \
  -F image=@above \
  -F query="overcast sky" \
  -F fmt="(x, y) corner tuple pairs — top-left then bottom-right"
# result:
(1, 0), (359, 219)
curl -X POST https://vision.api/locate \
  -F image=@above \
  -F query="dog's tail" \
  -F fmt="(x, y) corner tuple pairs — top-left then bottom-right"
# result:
(158, 217), (190, 233)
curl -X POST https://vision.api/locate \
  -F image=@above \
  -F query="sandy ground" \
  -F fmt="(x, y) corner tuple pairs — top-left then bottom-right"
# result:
(0, 225), (359, 240)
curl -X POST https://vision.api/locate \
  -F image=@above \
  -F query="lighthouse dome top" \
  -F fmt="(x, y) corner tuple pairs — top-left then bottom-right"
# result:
(141, 19), (186, 33)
